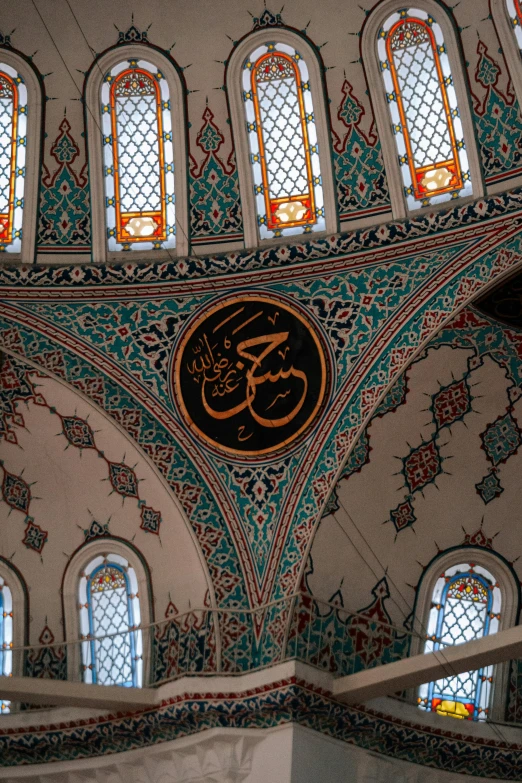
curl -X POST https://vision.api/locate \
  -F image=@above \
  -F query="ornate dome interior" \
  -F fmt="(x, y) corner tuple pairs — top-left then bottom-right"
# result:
(2, 0), (522, 780)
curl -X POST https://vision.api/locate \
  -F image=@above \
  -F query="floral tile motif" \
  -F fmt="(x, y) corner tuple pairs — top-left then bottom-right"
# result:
(431, 378), (472, 430)
(61, 415), (96, 449)
(402, 440), (442, 494)
(461, 523), (495, 550)
(1, 468), (31, 514)
(22, 521), (48, 553)
(189, 106), (243, 244)
(108, 462), (139, 498)
(37, 118), (90, 251)
(475, 470), (504, 504)
(389, 498), (417, 534)
(472, 41), (522, 184)
(24, 624), (66, 682)
(83, 519), (110, 541)
(480, 412), (522, 467)
(140, 505), (162, 534)
(333, 80), (390, 222)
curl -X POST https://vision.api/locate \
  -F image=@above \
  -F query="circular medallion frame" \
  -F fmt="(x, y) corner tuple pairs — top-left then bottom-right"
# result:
(171, 293), (329, 458)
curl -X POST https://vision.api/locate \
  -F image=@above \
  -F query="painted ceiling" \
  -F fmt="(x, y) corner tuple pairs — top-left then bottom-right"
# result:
(3, 0), (522, 772)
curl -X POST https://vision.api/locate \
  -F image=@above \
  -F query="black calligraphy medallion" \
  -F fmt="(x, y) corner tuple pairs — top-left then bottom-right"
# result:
(172, 295), (328, 457)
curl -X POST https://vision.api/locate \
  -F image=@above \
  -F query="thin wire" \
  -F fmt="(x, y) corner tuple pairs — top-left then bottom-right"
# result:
(59, 0), (193, 255)
(30, 0), (103, 138)
(33, 0), (192, 258)
(334, 496), (511, 745)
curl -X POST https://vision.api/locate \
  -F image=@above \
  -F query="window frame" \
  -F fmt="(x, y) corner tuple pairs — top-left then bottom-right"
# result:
(0, 48), (42, 264)
(226, 27), (338, 248)
(361, 0), (484, 219)
(410, 547), (519, 722)
(62, 538), (152, 686)
(84, 43), (189, 263)
(0, 559), (27, 714)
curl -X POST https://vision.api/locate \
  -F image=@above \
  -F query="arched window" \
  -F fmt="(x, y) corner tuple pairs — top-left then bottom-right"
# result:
(411, 548), (518, 722)
(0, 562), (26, 714)
(85, 45), (188, 262)
(0, 52), (42, 262)
(63, 539), (151, 686)
(101, 61), (175, 252)
(379, 10), (471, 210)
(362, 0), (483, 217)
(0, 574), (13, 713)
(79, 552), (142, 687)
(418, 562), (500, 720)
(227, 30), (337, 246)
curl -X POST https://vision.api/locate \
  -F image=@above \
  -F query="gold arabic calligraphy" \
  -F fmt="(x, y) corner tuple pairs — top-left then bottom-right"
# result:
(186, 308), (308, 429)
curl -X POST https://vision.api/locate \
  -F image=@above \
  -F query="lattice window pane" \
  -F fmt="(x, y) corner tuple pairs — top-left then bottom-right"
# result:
(243, 43), (325, 240)
(102, 60), (176, 253)
(80, 556), (142, 688)
(0, 65), (26, 253)
(418, 564), (500, 721)
(378, 9), (472, 210)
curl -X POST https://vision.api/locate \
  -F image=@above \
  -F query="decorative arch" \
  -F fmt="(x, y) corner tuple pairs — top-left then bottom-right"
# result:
(226, 28), (337, 247)
(411, 547), (519, 722)
(62, 538), (152, 686)
(84, 43), (189, 262)
(361, 0), (484, 218)
(491, 0), (522, 114)
(0, 558), (27, 713)
(0, 48), (42, 263)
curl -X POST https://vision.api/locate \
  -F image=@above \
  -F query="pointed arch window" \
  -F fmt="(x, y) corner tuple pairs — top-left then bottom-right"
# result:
(418, 562), (501, 721)
(0, 64), (27, 254)
(0, 574), (13, 713)
(377, 8), (473, 210)
(79, 553), (143, 687)
(100, 59), (176, 253)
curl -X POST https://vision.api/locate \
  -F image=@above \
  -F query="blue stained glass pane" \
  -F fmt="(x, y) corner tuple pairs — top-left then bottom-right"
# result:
(418, 563), (500, 721)
(87, 563), (136, 687)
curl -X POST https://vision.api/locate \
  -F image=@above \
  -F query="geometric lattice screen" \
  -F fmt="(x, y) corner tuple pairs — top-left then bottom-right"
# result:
(79, 554), (143, 687)
(378, 8), (473, 211)
(242, 41), (326, 241)
(101, 58), (176, 253)
(418, 562), (501, 721)
(0, 63), (27, 253)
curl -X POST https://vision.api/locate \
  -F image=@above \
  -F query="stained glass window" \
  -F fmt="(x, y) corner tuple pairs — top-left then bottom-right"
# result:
(79, 554), (142, 687)
(0, 63), (27, 254)
(378, 9), (472, 211)
(418, 563), (501, 721)
(0, 576), (13, 713)
(242, 42), (325, 240)
(101, 58), (176, 253)
(507, 0), (522, 51)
